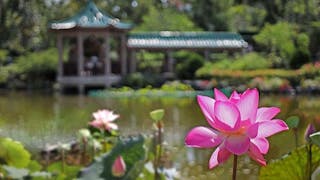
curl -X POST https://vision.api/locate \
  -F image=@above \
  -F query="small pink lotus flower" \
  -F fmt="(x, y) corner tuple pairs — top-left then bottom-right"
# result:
(112, 156), (126, 177)
(89, 109), (119, 132)
(185, 88), (288, 168)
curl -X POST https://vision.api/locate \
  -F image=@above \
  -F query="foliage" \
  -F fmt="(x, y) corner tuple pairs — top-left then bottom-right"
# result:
(12, 48), (58, 81)
(78, 135), (146, 180)
(187, 0), (234, 30)
(249, 77), (292, 92)
(285, 116), (300, 129)
(254, 22), (310, 68)
(0, 49), (8, 63)
(47, 162), (81, 180)
(0, 48), (62, 86)
(310, 132), (320, 147)
(197, 68), (297, 79)
(160, 81), (194, 91)
(259, 145), (320, 180)
(227, 4), (267, 32)
(135, 6), (200, 31)
(2, 165), (52, 180)
(150, 109), (165, 122)
(137, 51), (164, 73)
(175, 51), (205, 79)
(196, 52), (271, 73)
(0, 137), (31, 168)
(121, 72), (164, 88)
(91, 81), (195, 98)
(298, 62), (320, 78)
(196, 52), (271, 78)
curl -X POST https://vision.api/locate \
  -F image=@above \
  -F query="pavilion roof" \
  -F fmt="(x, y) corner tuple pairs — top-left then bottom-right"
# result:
(128, 31), (248, 50)
(49, 1), (132, 31)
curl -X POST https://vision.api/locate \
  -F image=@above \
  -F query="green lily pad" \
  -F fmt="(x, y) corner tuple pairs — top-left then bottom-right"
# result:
(2, 165), (29, 179)
(310, 132), (320, 147)
(285, 116), (300, 129)
(259, 145), (320, 179)
(47, 162), (81, 179)
(0, 137), (31, 168)
(31, 171), (52, 180)
(78, 135), (146, 180)
(150, 109), (165, 122)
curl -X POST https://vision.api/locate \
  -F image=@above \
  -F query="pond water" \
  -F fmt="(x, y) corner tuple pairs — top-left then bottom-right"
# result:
(0, 91), (319, 179)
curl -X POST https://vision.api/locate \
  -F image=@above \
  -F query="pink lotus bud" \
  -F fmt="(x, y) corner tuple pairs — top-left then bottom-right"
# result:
(305, 123), (316, 142)
(112, 156), (126, 177)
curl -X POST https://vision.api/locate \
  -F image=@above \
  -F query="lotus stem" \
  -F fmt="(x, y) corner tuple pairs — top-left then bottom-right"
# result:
(308, 143), (312, 180)
(61, 149), (65, 173)
(232, 155), (238, 180)
(157, 122), (162, 169)
(294, 128), (299, 148)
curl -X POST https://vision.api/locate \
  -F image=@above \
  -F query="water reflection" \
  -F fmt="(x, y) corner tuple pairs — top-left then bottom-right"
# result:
(0, 92), (319, 179)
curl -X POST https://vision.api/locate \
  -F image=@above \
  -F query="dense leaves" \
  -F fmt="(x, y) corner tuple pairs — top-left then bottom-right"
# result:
(259, 145), (320, 180)
(254, 22), (310, 68)
(78, 135), (146, 180)
(0, 137), (31, 168)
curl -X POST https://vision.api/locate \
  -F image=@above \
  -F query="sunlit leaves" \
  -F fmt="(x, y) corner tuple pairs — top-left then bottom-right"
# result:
(78, 135), (146, 180)
(310, 132), (320, 147)
(285, 116), (300, 129)
(0, 137), (31, 168)
(150, 109), (165, 122)
(47, 162), (81, 179)
(259, 145), (320, 179)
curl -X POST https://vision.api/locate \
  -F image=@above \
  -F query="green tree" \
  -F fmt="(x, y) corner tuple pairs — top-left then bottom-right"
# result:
(186, 0), (234, 31)
(227, 5), (266, 32)
(135, 6), (200, 31)
(254, 22), (310, 69)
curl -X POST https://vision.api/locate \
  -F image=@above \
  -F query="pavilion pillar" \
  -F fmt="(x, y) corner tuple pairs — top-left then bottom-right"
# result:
(57, 34), (64, 79)
(204, 49), (210, 60)
(129, 50), (137, 73)
(104, 33), (111, 75)
(77, 33), (84, 94)
(120, 34), (127, 75)
(104, 33), (111, 87)
(166, 51), (174, 73)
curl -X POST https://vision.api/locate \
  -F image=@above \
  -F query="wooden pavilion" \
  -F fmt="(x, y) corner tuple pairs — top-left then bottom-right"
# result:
(49, 1), (248, 93)
(49, 1), (132, 93)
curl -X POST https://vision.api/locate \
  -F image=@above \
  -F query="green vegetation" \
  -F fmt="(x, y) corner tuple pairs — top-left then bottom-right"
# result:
(254, 22), (310, 69)
(260, 145), (320, 180)
(0, 0), (320, 90)
(90, 81), (196, 98)
(134, 6), (200, 31)
(175, 51), (205, 79)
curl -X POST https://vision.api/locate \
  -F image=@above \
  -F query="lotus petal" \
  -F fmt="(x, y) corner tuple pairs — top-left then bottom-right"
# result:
(185, 127), (223, 148)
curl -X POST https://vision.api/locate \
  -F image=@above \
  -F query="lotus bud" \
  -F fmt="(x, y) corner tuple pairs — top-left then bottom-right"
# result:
(112, 156), (126, 177)
(78, 129), (91, 143)
(305, 123), (316, 143)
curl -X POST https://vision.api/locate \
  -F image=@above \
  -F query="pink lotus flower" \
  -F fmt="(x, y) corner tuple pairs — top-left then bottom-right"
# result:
(89, 109), (119, 131)
(185, 88), (288, 168)
(112, 156), (126, 177)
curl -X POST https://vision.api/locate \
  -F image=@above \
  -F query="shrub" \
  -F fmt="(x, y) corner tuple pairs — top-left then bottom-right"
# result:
(254, 22), (311, 68)
(249, 77), (291, 91)
(120, 72), (164, 88)
(138, 51), (163, 73)
(13, 48), (58, 82)
(196, 52), (271, 77)
(231, 53), (271, 70)
(160, 81), (194, 91)
(175, 51), (205, 79)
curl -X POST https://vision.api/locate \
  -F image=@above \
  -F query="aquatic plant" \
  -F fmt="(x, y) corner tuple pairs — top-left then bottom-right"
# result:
(89, 109), (119, 132)
(185, 88), (288, 179)
(112, 156), (126, 177)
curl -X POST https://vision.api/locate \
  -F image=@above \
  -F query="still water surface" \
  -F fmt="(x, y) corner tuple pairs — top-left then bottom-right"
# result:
(0, 91), (319, 179)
